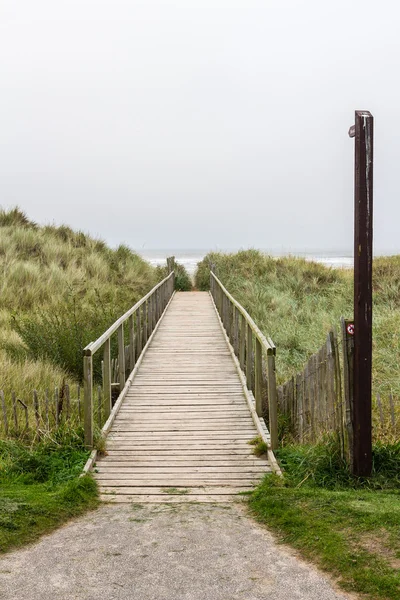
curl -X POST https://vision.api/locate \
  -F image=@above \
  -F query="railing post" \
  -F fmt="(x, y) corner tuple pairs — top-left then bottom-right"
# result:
(103, 337), (112, 420)
(147, 298), (152, 338)
(129, 314), (135, 371)
(156, 288), (160, 321)
(246, 324), (253, 391)
(118, 324), (126, 390)
(255, 338), (263, 416)
(239, 315), (246, 371)
(233, 306), (239, 356)
(83, 353), (93, 448)
(142, 302), (148, 346)
(267, 351), (278, 450)
(136, 307), (142, 358)
(151, 294), (155, 330)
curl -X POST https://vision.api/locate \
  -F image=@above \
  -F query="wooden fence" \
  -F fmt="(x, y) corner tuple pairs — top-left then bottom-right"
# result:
(277, 330), (344, 445)
(277, 323), (399, 454)
(0, 385), (83, 438)
(210, 271), (278, 449)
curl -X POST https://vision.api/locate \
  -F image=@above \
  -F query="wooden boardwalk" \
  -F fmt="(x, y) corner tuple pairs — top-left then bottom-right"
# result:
(95, 292), (271, 502)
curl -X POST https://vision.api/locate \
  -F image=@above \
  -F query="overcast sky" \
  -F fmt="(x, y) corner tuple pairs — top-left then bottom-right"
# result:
(0, 1), (399, 253)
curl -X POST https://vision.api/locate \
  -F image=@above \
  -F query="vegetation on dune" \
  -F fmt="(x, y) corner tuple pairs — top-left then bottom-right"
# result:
(0, 207), (159, 395)
(249, 439), (400, 600)
(155, 262), (192, 291)
(195, 249), (400, 404)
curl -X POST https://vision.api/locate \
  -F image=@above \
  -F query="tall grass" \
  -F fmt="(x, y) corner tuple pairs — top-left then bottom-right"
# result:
(0, 207), (159, 401)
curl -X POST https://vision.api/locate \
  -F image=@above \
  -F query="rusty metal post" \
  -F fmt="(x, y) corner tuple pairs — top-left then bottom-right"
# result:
(349, 110), (373, 477)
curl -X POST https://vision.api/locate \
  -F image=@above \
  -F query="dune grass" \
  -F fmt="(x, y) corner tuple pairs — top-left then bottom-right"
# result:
(0, 207), (160, 398)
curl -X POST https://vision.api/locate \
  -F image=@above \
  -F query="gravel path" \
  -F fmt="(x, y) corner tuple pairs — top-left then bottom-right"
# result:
(0, 502), (352, 600)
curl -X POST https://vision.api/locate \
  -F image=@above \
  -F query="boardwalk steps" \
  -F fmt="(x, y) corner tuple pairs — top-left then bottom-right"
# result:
(94, 292), (272, 503)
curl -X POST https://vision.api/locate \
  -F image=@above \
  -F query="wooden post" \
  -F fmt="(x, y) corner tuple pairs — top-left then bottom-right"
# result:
(12, 391), (18, 430)
(33, 390), (40, 432)
(341, 317), (355, 469)
(77, 385), (81, 422)
(45, 389), (49, 428)
(55, 387), (60, 426)
(239, 316), (246, 371)
(129, 314), (135, 372)
(267, 351), (278, 450)
(83, 353), (93, 448)
(136, 308), (142, 358)
(349, 110), (373, 476)
(255, 338), (262, 416)
(152, 293), (156, 329)
(118, 324), (126, 390)
(103, 337), (112, 419)
(1, 390), (8, 435)
(142, 302), (148, 347)
(246, 325), (253, 391)
(147, 299), (152, 338)
(65, 384), (70, 420)
(97, 385), (102, 427)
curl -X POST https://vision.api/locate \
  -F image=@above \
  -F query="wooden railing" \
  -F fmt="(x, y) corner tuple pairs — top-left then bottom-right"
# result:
(83, 271), (175, 448)
(210, 272), (278, 449)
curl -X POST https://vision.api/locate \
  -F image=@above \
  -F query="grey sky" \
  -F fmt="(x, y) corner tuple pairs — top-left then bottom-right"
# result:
(0, 1), (399, 252)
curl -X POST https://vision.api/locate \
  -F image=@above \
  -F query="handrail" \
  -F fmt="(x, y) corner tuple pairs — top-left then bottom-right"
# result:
(84, 272), (174, 355)
(210, 271), (278, 449)
(83, 269), (175, 448)
(210, 273), (275, 355)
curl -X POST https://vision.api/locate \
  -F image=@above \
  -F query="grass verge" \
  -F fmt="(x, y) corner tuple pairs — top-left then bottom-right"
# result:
(0, 428), (99, 553)
(248, 439), (400, 600)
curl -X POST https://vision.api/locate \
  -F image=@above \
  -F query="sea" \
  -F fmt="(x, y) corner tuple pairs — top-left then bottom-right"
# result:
(139, 249), (354, 278)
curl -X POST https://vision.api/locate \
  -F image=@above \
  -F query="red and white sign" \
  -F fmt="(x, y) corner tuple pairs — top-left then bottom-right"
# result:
(347, 323), (355, 336)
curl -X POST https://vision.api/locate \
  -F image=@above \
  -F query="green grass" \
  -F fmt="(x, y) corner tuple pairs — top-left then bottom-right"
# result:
(0, 430), (99, 553)
(249, 440), (400, 600)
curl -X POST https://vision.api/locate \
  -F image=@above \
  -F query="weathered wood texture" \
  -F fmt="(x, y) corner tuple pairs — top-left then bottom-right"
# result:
(210, 272), (278, 449)
(94, 292), (271, 503)
(0, 385), (84, 438)
(277, 330), (344, 446)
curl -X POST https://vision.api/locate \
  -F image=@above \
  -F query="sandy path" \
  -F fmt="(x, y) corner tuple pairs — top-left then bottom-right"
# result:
(0, 502), (351, 600)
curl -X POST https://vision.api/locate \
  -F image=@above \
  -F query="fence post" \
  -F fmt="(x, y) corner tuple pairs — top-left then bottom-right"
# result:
(83, 353), (93, 448)
(0, 390), (8, 435)
(267, 349), (278, 450)
(103, 337), (112, 420)
(118, 324), (126, 391)
(341, 317), (355, 469)
(255, 338), (263, 416)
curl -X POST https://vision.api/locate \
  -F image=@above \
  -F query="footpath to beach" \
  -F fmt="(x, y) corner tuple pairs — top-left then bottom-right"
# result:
(0, 503), (351, 600)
